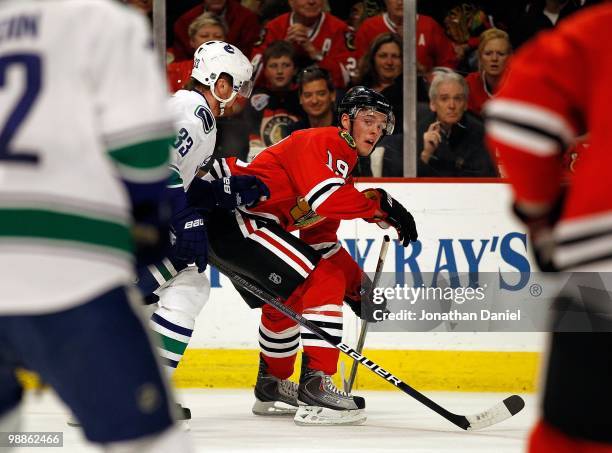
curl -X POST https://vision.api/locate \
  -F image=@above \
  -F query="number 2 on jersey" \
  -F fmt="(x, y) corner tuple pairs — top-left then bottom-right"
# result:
(0, 53), (41, 164)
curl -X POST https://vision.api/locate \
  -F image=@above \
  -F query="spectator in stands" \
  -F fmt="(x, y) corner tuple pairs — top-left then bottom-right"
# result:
(355, 0), (458, 77)
(357, 33), (401, 93)
(356, 33), (404, 134)
(418, 71), (498, 177)
(288, 65), (337, 133)
(173, 0), (260, 61)
(442, 3), (492, 72)
(355, 33), (407, 177)
(465, 28), (512, 117)
(512, 0), (583, 47)
(286, 64), (377, 177)
(167, 12), (227, 92)
(251, 0), (357, 89)
(347, 1), (366, 30)
(241, 41), (304, 161)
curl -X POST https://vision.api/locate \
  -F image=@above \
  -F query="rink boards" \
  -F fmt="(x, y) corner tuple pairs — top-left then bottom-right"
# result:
(18, 181), (544, 392)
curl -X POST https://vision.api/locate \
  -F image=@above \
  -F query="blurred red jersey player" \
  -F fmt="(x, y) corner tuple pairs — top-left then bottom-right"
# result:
(485, 4), (612, 452)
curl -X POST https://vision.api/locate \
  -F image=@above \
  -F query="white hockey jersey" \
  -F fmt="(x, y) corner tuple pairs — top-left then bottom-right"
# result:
(0, 0), (174, 314)
(167, 90), (217, 191)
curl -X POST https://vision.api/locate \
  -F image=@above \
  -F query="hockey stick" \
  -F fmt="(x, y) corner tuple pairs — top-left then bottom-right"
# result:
(209, 254), (525, 431)
(344, 235), (391, 393)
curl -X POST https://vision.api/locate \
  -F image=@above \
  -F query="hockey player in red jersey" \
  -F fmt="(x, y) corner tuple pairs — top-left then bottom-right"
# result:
(205, 86), (418, 425)
(485, 3), (612, 452)
(250, 0), (356, 89)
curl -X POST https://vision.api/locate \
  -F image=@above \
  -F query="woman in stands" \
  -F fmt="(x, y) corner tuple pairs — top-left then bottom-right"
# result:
(465, 28), (512, 117)
(167, 12), (227, 92)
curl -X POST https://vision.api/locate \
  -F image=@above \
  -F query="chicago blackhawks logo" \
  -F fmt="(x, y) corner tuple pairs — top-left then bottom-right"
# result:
(345, 31), (356, 51)
(290, 197), (325, 229)
(339, 130), (356, 148)
(261, 114), (299, 146)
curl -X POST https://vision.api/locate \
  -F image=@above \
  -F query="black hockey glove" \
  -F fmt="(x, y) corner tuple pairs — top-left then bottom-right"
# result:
(169, 207), (208, 273)
(187, 175), (270, 211)
(345, 273), (389, 323)
(364, 188), (418, 247)
(513, 193), (565, 272)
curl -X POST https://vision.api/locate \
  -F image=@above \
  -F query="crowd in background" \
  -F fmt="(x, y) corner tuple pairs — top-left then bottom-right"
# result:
(125, 0), (600, 177)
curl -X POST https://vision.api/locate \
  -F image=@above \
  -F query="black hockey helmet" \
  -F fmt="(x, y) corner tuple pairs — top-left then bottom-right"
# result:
(337, 86), (395, 135)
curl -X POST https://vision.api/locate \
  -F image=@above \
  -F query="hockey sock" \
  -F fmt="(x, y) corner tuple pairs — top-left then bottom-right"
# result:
(259, 321), (300, 379)
(150, 307), (194, 375)
(137, 259), (183, 297)
(300, 307), (342, 376)
(299, 260), (345, 376)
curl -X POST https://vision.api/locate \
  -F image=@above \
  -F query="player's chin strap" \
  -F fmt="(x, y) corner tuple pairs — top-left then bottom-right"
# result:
(211, 81), (238, 116)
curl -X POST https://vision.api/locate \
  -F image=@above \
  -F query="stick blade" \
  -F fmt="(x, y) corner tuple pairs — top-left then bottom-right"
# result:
(504, 394), (526, 415)
(465, 395), (525, 431)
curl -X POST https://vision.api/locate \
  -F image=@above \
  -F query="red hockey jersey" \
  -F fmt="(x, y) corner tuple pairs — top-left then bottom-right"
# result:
(355, 14), (457, 72)
(222, 127), (379, 243)
(166, 60), (192, 93)
(251, 12), (356, 89)
(485, 4), (612, 270)
(465, 70), (508, 116)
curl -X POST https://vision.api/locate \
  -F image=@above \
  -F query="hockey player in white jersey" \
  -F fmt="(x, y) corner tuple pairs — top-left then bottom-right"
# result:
(0, 0), (193, 452)
(136, 40), (269, 419)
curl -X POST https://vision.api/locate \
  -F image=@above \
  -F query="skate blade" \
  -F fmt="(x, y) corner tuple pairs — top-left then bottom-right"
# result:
(293, 405), (367, 426)
(66, 419), (81, 428)
(252, 398), (298, 416)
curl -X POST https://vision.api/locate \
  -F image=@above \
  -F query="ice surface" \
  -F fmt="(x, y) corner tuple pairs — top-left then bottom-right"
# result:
(18, 389), (536, 452)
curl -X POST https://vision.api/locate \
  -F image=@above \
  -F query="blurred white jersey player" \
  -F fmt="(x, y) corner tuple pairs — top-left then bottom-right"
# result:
(136, 40), (267, 420)
(0, 0), (192, 451)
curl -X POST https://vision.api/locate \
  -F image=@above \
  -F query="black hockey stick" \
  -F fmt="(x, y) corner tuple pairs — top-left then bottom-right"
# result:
(344, 235), (391, 393)
(209, 255), (525, 431)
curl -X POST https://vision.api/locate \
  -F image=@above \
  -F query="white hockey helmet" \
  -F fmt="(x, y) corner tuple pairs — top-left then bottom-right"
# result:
(191, 40), (254, 113)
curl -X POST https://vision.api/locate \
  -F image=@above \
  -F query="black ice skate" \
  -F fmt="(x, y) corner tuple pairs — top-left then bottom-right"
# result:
(294, 366), (366, 426)
(175, 403), (191, 421)
(252, 357), (299, 416)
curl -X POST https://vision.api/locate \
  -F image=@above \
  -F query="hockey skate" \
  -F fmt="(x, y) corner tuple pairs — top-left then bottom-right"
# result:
(252, 358), (299, 416)
(174, 403), (191, 421)
(294, 366), (366, 426)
